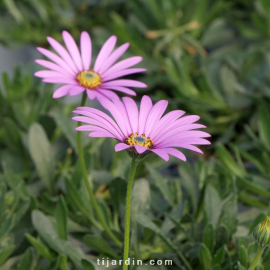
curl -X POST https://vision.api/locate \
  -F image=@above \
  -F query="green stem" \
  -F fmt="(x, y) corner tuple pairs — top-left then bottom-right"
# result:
(123, 158), (139, 270)
(248, 246), (265, 270)
(77, 92), (121, 248)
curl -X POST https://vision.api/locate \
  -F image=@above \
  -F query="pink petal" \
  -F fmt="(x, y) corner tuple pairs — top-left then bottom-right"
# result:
(123, 97), (139, 133)
(115, 143), (131, 152)
(37, 47), (75, 76)
(42, 77), (78, 84)
(69, 86), (85, 96)
(101, 85), (136, 96)
(47, 36), (78, 73)
(53, 85), (73, 98)
(94, 36), (117, 73)
(138, 95), (153, 135)
(89, 132), (115, 138)
(97, 89), (120, 101)
(101, 79), (147, 88)
(102, 68), (147, 82)
(86, 90), (96, 100)
(144, 100), (168, 137)
(80, 31), (92, 70)
(62, 31), (83, 71)
(134, 145), (148, 154)
(102, 56), (143, 77)
(162, 148), (186, 162)
(156, 138), (211, 148)
(35, 59), (71, 76)
(99, 43), (130, 75)
(150, 149), (169, 161)
(150, 110), (186, 140)
(34, 70), (71, 79)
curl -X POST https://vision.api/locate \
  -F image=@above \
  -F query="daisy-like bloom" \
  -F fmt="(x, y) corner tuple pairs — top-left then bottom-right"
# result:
(72, 96), (211, 161)
(34, 31), (147, 100)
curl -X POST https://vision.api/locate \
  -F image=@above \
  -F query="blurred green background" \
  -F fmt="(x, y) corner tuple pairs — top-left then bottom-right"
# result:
(1, 0), (270, 269)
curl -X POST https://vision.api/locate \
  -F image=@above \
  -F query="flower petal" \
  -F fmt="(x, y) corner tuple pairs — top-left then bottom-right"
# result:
(162, 148), (186, 161)
(94, 36), (117, 72)
(34, 70), (71, 79)
(42, 77), (78, 84)
(35, 59), (71, 76)
(86, 90), (96, 100)
(97, 89), (120, 101)
(99, 43), (130, 75)
(123, 97), (139, 133)
(62, 30), (83, 71)
(102, 68), (147, 82)
(101, 79), (147, 88)
(138, 95), (153, 135)
(115, 143), (131, 152)
(47, 36), (78, 73)
(134, 145), (148, 154)
(53, 85), (73, 98)
(101, 85), (136, 96)
(80, 31), (92, 70)
(150, 149), (169, 161)
(69, 86), (85, 96)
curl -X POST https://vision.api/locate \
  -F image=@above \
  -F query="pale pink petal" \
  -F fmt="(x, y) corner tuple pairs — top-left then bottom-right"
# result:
(80, 31), (92, 70)
(62, 31), (83, 71)
(34, 70), (71, 79)
(94, 36), (117, 72)
(86, 90), (96, 100)
(101, 79), (147, 88)
(144, 100), (168, 137)
(115, 143), (131, 152)
(123, 97), (139, 133)
(37, 47), (75, 76)
(42, 77), (78, 84)
(47, 36), (78, 73)
(102, 56), (143, 77)
(69, 86), (85, 96)
(162, 148), (186, 162)
(99, 43), (130, 74)
(53, 85), (73, 98)
(35, 59), (72, 76)
(138, 95), (153, 135)
(101, 85), (136, 96)
(97, 89), (120, 101)
(156, 138), (211, 148)
(102, 68), (147, 82)
(89, 132), (115, 138)
(150, 149), (169, 161)
(134, 145), (148, 154)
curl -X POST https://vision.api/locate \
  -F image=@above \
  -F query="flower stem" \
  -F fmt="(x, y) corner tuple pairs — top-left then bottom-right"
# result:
(248, 246), (265, 270)
(123, 158), (139, 270)
(77, 92), (121, 248)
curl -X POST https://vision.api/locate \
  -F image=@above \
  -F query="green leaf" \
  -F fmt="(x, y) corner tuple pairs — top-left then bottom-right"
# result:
(145, 163), (174, 206)
(54, 195), (68, 240)
(59, 254), (69, 270)
(0, 217), (13, 242)
(18, 247), (34, 270)
(83, 235), (118, 258)
(258, 105), (270, 150)
(109, 178), (127, 213)
(0, 245), (15, 266)
(203, 223), (215, 254)
(239, 245), (248, 267)
(204, 185), (222, 228)
(213, 246), (225, 266)
(82, 259), (95, 270)
(216, 144), (245, 176)
(25, 233), (54, 261)
(28, 123), (55, 193)
(215, 225), (229, 249)
(137, 213), (160, 234)
(199, 243), (212, 270)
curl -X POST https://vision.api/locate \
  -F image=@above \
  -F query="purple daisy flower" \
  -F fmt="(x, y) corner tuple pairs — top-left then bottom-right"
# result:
(72, 95), (211, 161)
(34, 31), (147, 100)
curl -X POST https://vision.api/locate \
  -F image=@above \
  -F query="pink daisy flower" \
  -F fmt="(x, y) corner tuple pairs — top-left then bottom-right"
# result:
(72, 95), (211, 161)
(34, 31), (147, 100)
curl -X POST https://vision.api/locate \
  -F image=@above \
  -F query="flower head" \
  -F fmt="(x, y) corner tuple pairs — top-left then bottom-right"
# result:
(72, 95), (211, 161)
(253, 216), (270, 247)
(34, 31), (147, 100)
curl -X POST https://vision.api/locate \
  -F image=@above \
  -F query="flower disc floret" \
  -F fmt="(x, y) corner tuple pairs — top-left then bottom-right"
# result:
(125, 132), (153, 149)
(77, 70), (102, 89)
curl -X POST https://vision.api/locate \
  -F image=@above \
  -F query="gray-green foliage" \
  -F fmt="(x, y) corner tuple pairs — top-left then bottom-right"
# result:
(1, 0), (270, 269)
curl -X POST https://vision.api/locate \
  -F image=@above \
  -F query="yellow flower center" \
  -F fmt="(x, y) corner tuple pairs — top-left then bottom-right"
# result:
(76, 70), (102, 89)
(125, 132), (153, 149)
